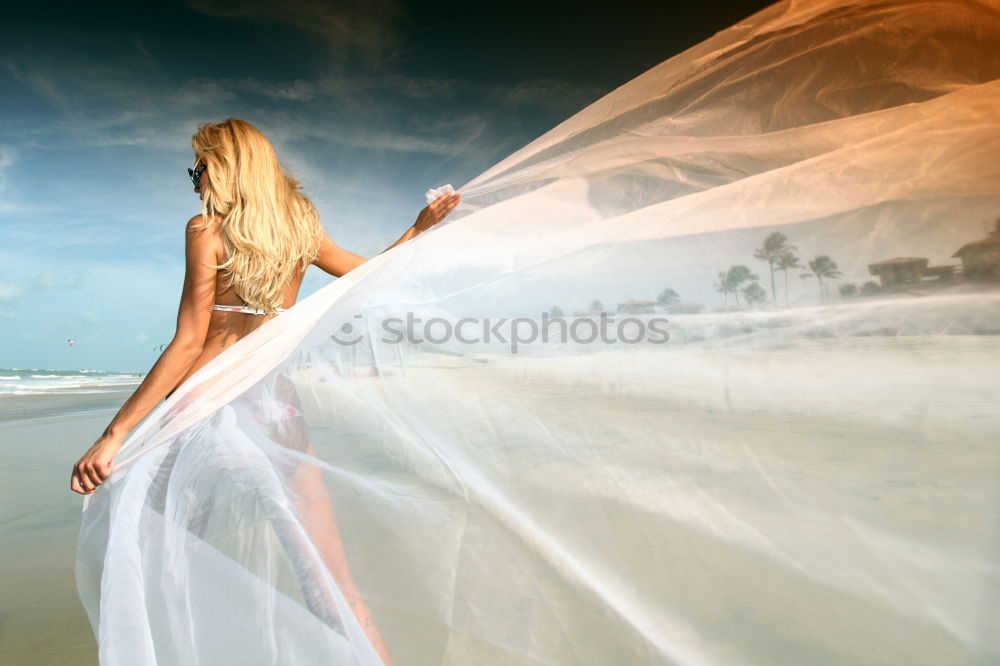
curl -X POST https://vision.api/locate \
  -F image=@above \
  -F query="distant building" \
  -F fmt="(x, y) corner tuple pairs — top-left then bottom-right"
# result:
(860, 225), (1000, 293)
(921, 265), (958, 280)
(616, 299), (656, 314)
(868, 257), (929, 287)
(952, 228), (1000, 280)
(867, 257), (959, 289)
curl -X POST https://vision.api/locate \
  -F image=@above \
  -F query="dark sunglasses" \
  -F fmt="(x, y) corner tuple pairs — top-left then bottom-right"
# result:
(187, 162), (207, 187)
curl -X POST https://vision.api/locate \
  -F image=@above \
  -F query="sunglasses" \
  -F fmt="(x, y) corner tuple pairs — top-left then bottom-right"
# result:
(187, 162), (207, 187)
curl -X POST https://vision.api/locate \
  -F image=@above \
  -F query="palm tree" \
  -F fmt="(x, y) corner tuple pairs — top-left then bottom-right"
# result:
(800, 255), (843, 302)
(754, 232), (796, 304)
(725, 265), (758, 308)
(743, 282), (767, 307)
(776, 251), (803, 308)
(590, 299), (603, 312)
(550, 305), (564, 317)
(714, 271), (732, 309)
(656, 288), (680, 306)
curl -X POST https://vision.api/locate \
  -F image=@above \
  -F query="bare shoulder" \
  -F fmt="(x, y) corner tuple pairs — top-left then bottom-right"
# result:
(184, 214), (224, 263)
(186, 213), (223, 234)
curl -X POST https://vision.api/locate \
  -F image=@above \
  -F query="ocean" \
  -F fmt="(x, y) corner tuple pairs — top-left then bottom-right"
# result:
(0, 368), (141, 422)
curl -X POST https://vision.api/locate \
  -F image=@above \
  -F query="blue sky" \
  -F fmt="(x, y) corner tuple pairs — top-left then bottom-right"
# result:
(0, 0), (771, 371)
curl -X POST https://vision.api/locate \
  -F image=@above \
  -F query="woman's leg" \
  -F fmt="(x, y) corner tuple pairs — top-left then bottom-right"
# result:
(271, 374), (396, 665)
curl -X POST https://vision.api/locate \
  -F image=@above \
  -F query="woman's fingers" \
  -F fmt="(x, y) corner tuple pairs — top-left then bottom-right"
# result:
(71, 437), (123, 495)
(82, 460), (103, 490)
(71, 457), (111, 494)
(431, 192), (460, 211)
(430, 193), (460, 219)
(71, 466), (94, 494)
(414, 192), (460, 232)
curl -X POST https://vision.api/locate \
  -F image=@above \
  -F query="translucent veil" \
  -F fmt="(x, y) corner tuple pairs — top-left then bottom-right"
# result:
(76, 1), (1000, 664)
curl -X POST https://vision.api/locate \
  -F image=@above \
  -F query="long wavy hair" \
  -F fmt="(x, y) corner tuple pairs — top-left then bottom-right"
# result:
(191, 118), (322, 314)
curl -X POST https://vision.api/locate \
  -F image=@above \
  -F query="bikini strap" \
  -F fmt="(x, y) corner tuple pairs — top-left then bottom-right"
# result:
(213, 304), (287, 315)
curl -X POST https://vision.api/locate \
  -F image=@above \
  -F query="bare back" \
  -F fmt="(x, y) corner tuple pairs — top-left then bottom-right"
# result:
(173, 217), (309, 388)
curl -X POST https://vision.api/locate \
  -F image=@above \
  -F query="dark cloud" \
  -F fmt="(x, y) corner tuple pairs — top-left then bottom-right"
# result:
(187, 0), (404, 70)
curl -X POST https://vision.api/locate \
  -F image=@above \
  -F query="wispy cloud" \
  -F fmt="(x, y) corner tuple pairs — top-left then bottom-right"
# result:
(0, 146), (14, 195)
(1, 57), (493, 157)
(1, 61), (75, 113)
(35, 267), (90, 289)
(230, 77), (321, 102)
(499, 78), (607, 113)
(225, 73), (463, 103)
(0, 281), (22, 304)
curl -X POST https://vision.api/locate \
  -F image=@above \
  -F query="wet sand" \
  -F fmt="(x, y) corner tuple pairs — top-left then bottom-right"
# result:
(0, 408), (115, 665)
(0, 390), (134, 423)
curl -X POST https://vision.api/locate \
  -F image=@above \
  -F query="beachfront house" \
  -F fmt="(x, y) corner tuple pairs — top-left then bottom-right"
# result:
(867, 256), (959, 289)
(867, 257), (929, 288)
(952, 226), (1000, 280)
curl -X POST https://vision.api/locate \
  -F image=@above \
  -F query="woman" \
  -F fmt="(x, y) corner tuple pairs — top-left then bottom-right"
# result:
(70, 117), (459, 496)
(70, 118), (458, 663)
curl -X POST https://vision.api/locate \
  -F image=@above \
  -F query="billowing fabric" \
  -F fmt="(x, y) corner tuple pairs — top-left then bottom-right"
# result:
(76, 1), (1000, 664)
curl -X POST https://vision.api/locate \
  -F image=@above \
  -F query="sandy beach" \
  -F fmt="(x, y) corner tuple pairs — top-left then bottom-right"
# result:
(4, 332), (998, 665)
(258, 333), (999, 664)
(0, 404), (127, 665)
(0, 390), (136, 423)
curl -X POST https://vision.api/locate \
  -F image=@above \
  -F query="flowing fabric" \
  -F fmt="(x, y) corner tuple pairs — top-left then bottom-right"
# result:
(77, 1), (1000, 664)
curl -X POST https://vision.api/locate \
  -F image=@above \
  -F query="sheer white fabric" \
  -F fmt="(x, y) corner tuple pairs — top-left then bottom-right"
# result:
(77, 1), (1000, 664)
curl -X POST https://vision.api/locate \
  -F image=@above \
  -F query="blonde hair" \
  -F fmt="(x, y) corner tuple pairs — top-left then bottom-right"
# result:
(191, 118), (322, 314)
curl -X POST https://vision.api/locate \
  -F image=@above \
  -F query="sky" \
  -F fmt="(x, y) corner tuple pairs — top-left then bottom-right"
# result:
(0, 0), (774, 372)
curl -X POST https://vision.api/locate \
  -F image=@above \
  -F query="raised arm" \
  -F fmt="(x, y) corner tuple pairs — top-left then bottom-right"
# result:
(311, 232), (369, 277)
(70, 215), (218, 495)
(312, 191), (461, 276)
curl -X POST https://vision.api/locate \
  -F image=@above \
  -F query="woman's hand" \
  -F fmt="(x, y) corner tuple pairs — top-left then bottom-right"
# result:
(413, 192), (461, 234)
(70, 433), (124, 495)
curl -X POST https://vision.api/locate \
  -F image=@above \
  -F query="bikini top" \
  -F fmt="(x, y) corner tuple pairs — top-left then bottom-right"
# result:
(212, 304), (287, 315)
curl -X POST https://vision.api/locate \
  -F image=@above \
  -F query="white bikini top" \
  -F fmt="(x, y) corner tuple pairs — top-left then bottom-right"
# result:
(212, 304), (287, 315)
